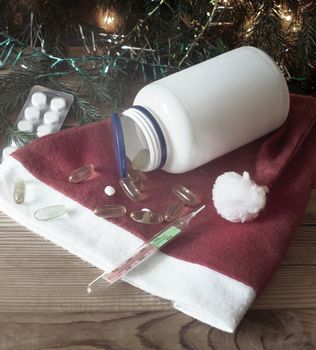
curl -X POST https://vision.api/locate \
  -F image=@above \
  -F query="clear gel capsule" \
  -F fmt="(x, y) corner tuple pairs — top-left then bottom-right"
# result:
(126, 158), (144, 190)
(164, 200), (185, 222)
(119, 177), (142, 202)
(13, 180), (25, 204)
(131, 149), (150, 171)
(69, 164), (95, 183)
(94, 204), (126, 218)
(34, 205), (66, 221)
(130, 210), (163, 224)
(172, 184), (200, 206)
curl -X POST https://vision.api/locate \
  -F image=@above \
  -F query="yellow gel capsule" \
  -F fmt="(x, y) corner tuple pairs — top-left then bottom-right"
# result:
(94, 204), (126, 218)
(127, 170), (143, 191)
(131, 149), (150, 171)
(119, 177), (142, 202)
(126, 158), (144, 190)
(164, 200), (185, 222)
(130, 210), (163, 224)
(34, 205), (66, 221)
(69, 164), (95, 183)
(14, 180), (25, 204)
(172, 184), (200, 206)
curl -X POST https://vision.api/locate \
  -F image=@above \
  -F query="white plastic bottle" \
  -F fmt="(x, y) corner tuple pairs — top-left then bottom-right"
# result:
(118, 46), (289, 174)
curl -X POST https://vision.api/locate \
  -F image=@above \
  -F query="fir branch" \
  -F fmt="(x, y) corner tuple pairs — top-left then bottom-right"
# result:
(248, 0), (287, 60)
(48, 79), (103, 124)
(298, 1), (316, 69)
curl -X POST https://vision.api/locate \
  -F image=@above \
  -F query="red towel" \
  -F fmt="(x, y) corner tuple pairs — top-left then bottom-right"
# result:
(0, 93), (313, 332)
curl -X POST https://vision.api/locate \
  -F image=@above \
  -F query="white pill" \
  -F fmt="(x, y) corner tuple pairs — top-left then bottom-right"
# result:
(43, 111), (59, 125)
(141, 208), (150, 212)
(24, 106), (40, 121)
(2, 146), (17, 160)
(37, 124), (54, 137)
(104, 186), (116, 196)
(17, 120), (33, 132)
(50, 97), (66, 112)
(31, 92), (47, 108)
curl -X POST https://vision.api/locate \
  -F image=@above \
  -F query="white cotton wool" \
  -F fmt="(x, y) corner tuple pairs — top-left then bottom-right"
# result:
(212, 171), (269, 223)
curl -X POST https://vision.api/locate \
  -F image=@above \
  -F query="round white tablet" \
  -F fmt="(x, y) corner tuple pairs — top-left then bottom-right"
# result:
(31, 92), (47, 108)
(24, 106), (40, 121)
(17, 120), (34, 132)
(50, 97), (66, 112)
(43, 111), (59, 125)
(37, 124), (54, 137)
(104, 186), (116, 196)
(2, 146), (17, 160)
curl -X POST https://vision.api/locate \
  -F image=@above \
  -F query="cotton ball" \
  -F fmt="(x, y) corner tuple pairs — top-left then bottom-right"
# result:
(212, 171), (268, 223)
(104, 185), (116, 196)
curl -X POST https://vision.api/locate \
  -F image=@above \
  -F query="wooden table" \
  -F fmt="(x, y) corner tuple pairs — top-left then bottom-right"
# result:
(0, 182), (315, 349)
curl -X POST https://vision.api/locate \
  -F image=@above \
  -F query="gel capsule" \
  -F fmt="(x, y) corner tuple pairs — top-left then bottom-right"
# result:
(13, 180), (25, 204)
(119, 177), (142, 202)
(172, 184), (200, 206)
(126, 158), (144, 190)
(69, 164), (95, 183)
(164, 200), (185, 222)
(131, 149), (150, 171)
(94, 204), (126, 218)
(34, 205), (66, 221)
(130, 210), (163, 224)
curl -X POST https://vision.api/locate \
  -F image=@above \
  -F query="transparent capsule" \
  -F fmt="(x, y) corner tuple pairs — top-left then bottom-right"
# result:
(94, 204), (126, 218)
(172, 184), (200, 206)
(126, 158), (144, 190)
(69, 164), (95, 183)
(164, 200), (185, 222)
(13, 180), (25, 204)
(119, 177), (142, 202)
(34, 205), (66, 221)
(130, 210), (163, 224)
(131, 149), (150, 171)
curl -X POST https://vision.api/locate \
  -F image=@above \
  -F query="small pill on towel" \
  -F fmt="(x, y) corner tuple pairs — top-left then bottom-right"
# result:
(17, 120), (34, 132)
(24, 106), (40, 121)
(31, 92), (47, 108)
(50, 97), (66, 112)
(44, 111), (59, 125)
(104, 186), (116, 196)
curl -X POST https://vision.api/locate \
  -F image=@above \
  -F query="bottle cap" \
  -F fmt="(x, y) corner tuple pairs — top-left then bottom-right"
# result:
(111, 112), (128, 178)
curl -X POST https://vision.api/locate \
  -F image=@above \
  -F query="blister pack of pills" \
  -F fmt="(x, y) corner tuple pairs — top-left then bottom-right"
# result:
(1, 85), (74, 161)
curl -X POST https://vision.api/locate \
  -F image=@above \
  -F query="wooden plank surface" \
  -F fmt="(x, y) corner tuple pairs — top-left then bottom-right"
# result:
(0, 310), (315, 350)
(0, 169), (315, 347)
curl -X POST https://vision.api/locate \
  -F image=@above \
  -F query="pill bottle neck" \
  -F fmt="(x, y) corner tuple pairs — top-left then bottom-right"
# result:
(122, 106), (167, 172)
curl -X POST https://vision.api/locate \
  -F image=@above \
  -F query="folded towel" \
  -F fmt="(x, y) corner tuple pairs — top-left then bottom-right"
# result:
(0, 94), (315, 333)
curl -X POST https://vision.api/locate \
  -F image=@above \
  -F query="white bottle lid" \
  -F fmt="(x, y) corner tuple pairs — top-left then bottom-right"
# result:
(31, 92), (47, 108)
(17, 120), (34, 132)
(37, 124), (54, 137)
(43, 111), (60, 125)
(24, 106), (41, 121)
(50, 97), (66, 112)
